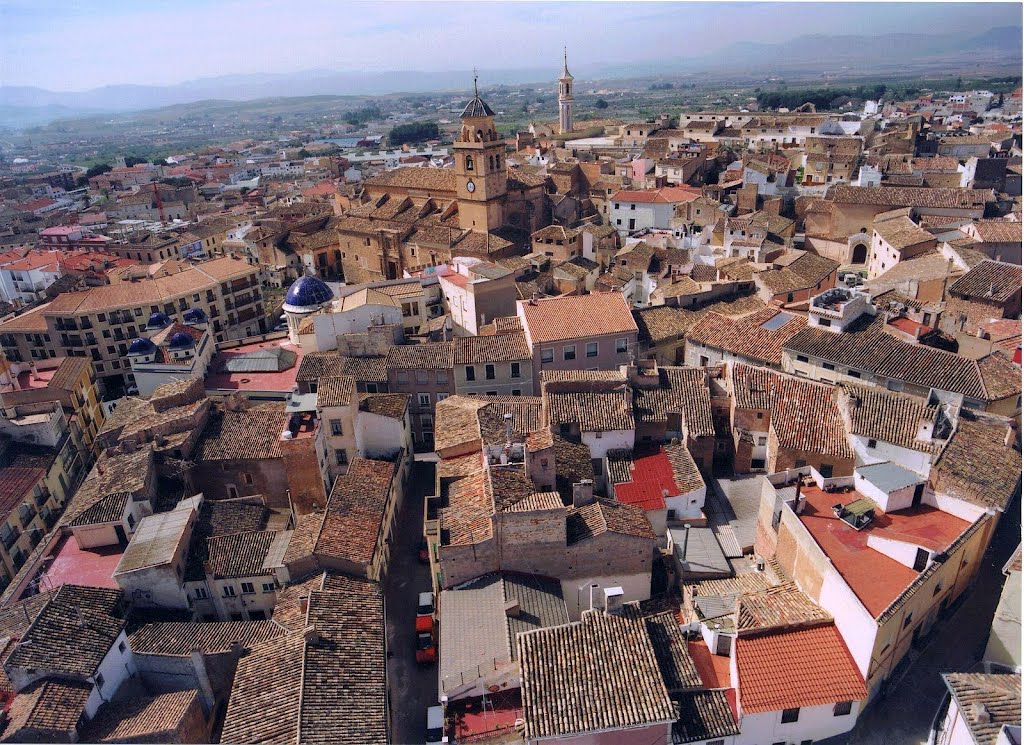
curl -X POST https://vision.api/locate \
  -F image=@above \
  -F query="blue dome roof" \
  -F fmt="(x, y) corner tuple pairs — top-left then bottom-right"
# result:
(168, 331), (196, 350)
(147, 312), (171, 329)
(183, 307), (207, 324)
(127, 337), (156, 355)
(284, 276), (333, 310)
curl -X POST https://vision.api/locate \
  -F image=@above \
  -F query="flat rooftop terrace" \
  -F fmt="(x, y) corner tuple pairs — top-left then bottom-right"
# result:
(30, 534), (123, 596)
(793, 485), (970, 617)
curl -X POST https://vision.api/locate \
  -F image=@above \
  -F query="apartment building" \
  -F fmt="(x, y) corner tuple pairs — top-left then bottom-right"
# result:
(0, 356), (104, 460)
(0, 257), (263, 395)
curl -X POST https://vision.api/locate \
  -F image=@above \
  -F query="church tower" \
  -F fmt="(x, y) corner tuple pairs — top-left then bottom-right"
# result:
(558, 48), (574, 135)
(453, 73), (508, 233)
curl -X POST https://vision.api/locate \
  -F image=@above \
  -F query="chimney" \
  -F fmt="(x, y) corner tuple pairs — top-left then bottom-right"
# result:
(504, 599), (521, 618)
(303, 625), (320, 646)
(572, 480), (595, 508)
(971, 703), (991, 724)
(299, 595), (309, 615)
(1004, 424), (1016, 448)
(76, 605), (86, 628)
(603, 586), (624, 615)
(504, 412), (513, 445)
(794, 478), (805, 514)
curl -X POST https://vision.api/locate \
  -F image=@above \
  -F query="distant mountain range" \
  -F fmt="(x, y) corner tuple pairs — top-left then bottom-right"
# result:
(1, 26), (1019, 127)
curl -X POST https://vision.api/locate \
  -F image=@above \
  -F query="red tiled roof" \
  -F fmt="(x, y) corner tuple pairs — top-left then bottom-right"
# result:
(736, 623), (866, 713)
(797, 486), (970, 617)
(611, 187), (702, 204)
(519, 292), (637, 344)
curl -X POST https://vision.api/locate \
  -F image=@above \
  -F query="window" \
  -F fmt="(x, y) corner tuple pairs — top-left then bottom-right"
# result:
(465, 155), (474, 171)
(615, 338), (628, 353)
(485, 364), (495, 380)
(511, 389), (521, 396)
(796, 355), (809, 363)
(933, 582), (943, 597)
(781, 707), (800, 724)
(834, 701), (853, 716)
(757, 436), (767, 446)
(465, 366), (476, 381)
(903, 611), (914, 629)
(436, 393), (449, 402)
(263, 583), (275, 593)
(819, 464), (834, 478)
(118, 641), (127, 654)
(586, 342), (598, 358)
(241, 582), (255, 595)
(849, 370), (861, 379)
(510, 362), (521, 378)
(127, 513), (136, 529)
(867, 438), (877, 449)
(913, 548), (929, 572)
(335, 449), (348, 466)
(418, 393), (431, 407)
(435, 370), (447, 385)
(95, 672), (105, 689)
(397, 371), (409, 384)
(195, 587), (208, 600)
(223, 585), (236, 597)
(330, 419), (343, 436)
(241, 473), (253, 485)
(563, 345), (576, 361)
(541, 348), (554, 363)
(823, 362), (835, 371)
(415, 371), (429, 385)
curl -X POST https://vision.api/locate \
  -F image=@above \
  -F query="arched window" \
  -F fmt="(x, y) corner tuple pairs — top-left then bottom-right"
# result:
(466, 156), (474, 171)
(495, 154), (501, 169)
(488, 155), (494, 171)
(476, 129), (484, 142)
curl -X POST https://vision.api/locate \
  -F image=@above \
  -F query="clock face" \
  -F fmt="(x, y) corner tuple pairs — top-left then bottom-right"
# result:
(466, 180), (476, 193)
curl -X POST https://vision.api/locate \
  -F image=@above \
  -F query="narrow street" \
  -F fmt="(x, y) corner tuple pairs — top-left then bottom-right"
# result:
(848, 492), (1020, 745)
(385, 461), (439, 745)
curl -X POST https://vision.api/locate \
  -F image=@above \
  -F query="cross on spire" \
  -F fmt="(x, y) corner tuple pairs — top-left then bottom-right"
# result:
(473, 67), (479, 97)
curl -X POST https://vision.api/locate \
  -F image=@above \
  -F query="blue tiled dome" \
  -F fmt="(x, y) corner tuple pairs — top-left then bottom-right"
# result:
(127, 337), (156, 355)
(168, 332), (196, 350)
(284, 275), (333, 311)
(147, 312), (171, 329)
(183, 307), (207, 324)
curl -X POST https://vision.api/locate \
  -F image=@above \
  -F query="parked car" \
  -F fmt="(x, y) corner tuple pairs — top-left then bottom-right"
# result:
(418, 538), (430, 564)
(416, 630), (436, 664)
(426, 705), (447, 743)
(416, 591), (434, 633)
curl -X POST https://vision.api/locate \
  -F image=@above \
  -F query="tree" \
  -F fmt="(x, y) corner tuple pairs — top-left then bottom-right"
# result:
(124, 155), (148, 167)
(297, 149), (312, 159)
(594, 99), (609, 110)
(388, 121), (440, 147)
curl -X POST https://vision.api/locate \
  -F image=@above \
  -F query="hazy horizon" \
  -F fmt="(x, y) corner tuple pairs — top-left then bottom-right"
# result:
(1, 1), (1020, 92)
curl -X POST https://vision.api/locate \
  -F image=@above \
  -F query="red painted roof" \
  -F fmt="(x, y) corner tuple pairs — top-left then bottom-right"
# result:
(888, 316), (928, 336)
(797, 485), (970, 617)
(688, 638), (732, 690)
(736, 623), (866, 713)
(614, 448), (676, 511)
(33, 534), (123, 594)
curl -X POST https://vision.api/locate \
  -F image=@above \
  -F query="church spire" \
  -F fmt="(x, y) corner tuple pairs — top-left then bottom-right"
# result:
(561, 48), (573, 80)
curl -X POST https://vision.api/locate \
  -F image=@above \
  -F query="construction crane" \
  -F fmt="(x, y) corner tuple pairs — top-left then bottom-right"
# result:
(152, 181), (166, 223)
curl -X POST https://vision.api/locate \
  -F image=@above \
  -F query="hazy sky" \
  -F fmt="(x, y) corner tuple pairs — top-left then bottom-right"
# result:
(1, 1), (1019, 91)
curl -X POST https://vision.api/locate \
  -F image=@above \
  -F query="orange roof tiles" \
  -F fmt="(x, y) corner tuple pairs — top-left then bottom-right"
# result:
(736, 623), (866, 713)
(519, 292), (637, 344)
(611, 187), (702, 204)
(797, 485), (970, 617)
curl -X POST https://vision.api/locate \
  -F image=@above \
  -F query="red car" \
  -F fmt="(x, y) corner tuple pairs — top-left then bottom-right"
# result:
(416, 630), (436, 664)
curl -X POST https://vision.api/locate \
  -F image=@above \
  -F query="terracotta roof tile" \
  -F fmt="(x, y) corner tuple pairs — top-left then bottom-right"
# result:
(735, 623), (866, 713)
(82, 689), (201, 743)
(315, 457), (397, 566)
(518, 607), (675, 740)
(519, 292), (637, 344)
(947, 260), (1021, 303)
(4, 679), (92, 737)
(942, 673), (1021, 745)
(129, 620), (285, 656)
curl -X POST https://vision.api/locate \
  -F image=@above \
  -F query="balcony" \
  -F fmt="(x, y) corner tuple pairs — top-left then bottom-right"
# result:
(34, 488), (50, 508)
(1, 530), (19, 552)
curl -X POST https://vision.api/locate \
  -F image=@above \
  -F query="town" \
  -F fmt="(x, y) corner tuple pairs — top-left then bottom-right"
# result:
(0, 11), (1021, 745)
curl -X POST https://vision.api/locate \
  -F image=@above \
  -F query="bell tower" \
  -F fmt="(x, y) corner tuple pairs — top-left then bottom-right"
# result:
(453, 72), (507, 233)
(558, 48), (574, 135)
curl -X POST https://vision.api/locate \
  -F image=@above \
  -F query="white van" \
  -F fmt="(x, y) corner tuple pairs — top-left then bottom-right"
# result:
(426, 705), (446, 743)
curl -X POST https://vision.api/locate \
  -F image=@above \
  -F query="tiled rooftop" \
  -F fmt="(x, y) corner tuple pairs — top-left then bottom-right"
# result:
(794, 484), (970, 617)
(205, 338), (305, 393)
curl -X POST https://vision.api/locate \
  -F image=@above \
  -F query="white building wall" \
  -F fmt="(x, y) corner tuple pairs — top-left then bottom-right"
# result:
(355, 411), (410, 460)
(312, 304), (403, 352)
(854, 472), (921, 513)
(867, 534), (932, 569)
(85, 630), (137, 718)
(818, 568), (878, 678)
(736, 701), (861, 745)
(581, 429), (635, 461)
(849, 435), (933, 476)
(922, 490), (989, 523)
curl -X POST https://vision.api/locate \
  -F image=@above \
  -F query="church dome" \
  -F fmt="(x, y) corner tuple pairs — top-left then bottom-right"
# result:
(183, 307), (208, 325)
(283, 275), (333, 313)
(168, 331), (196, 350)
(127, 337), (156, 356)
(146, 312), (172, 329)
(461, 74), (495, 119)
